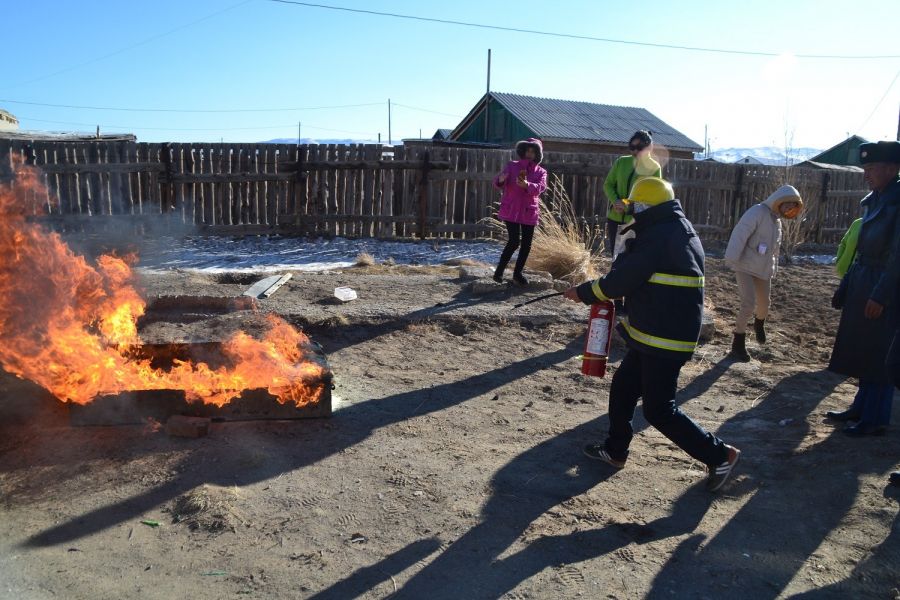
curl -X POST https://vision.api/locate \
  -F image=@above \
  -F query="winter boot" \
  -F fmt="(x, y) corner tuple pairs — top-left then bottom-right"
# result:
(729, 333), (751, 362)
(753, 318), (767, 344)
(493, 263), (507, 284)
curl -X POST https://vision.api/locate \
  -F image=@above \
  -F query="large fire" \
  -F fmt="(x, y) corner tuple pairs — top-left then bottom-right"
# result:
(0, 160), (325, 407)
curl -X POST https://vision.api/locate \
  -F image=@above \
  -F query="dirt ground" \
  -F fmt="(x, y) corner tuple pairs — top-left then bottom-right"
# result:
(1, 256), (898, 600)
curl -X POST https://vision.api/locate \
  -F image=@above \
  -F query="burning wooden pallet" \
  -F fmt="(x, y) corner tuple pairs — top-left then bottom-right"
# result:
(69, 339), (333, 426)
(1, 163), (332, 429)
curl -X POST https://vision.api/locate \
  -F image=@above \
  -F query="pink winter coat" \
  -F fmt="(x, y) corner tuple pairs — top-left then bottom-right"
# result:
(493, 159), (548, 226)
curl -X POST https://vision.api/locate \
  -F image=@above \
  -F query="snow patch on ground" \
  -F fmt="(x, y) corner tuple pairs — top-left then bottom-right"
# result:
(135, 236), (503, 274)
(132, 235), (835, 274)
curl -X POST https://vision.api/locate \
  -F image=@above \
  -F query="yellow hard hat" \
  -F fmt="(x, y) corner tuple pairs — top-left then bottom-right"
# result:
(625, 177), (674, 207)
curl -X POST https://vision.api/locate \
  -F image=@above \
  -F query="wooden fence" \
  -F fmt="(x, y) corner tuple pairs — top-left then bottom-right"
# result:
(0, 139), (868, 243)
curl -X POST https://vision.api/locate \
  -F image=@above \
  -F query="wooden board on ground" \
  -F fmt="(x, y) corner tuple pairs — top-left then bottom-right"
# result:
(260, 273), (292, 298)
(242, 274), (291, 299)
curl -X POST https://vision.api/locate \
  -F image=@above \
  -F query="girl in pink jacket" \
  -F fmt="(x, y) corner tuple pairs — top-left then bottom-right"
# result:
(492, 138), (548, 285)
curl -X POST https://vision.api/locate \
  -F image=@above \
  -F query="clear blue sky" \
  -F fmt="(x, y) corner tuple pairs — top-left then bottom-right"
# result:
(3, 0), (898, 151)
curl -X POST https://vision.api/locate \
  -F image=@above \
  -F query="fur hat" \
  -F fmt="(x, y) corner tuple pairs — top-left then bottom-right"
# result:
(860, 141), (900, 165)
(515, 138), (543, 164)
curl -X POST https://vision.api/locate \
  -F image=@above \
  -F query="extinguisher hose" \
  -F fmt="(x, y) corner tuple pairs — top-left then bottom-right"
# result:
(511, 291), (564, 309)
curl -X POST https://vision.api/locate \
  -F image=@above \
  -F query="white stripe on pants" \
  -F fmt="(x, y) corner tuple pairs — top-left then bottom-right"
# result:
(734, 271), (771, 334)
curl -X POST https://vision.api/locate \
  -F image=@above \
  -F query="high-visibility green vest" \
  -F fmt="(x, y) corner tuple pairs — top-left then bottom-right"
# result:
(836, 218), (862, 277)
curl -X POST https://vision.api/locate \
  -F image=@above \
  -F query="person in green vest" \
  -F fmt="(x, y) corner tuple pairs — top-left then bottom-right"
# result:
(603, 130), (662, 258)
(835, 217), (862, 278)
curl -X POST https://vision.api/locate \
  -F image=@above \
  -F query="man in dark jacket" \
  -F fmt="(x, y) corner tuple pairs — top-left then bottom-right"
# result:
(564, 177), (740, 492)
(827, 141), (900, 436)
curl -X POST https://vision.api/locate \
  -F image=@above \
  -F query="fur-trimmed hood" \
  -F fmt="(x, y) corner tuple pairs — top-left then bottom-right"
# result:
(515, 138), (543, 164)
(762, 185), (802, 213)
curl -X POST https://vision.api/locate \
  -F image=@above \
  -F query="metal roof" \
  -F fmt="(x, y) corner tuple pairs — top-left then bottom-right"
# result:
(488, 92), (703, 151)
(795, 160), (864, 172)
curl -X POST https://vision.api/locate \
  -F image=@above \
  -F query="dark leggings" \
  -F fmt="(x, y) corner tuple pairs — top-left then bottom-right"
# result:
(496, 221), (535, 275)
(606, 219), (620, 257)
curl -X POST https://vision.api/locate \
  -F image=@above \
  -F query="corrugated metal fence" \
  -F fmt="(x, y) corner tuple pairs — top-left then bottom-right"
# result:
(0, 139), (868, 243)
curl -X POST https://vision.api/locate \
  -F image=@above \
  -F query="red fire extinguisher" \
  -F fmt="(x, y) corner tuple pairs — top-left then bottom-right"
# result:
(582, 300), (616, 377)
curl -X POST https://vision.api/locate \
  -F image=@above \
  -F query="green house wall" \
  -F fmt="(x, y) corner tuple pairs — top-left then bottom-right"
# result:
(455, 101), (535, 144)
(813, 137), (867, 166)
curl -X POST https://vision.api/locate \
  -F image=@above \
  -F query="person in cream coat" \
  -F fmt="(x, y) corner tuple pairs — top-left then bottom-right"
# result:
(724, 185), (803, 360)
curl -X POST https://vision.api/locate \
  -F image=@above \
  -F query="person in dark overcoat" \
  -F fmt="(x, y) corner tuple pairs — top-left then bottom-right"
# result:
(827, 141), (900, 436)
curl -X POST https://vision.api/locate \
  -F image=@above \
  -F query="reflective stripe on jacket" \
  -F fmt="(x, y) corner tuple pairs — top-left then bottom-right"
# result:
(576, 200), (705, 361)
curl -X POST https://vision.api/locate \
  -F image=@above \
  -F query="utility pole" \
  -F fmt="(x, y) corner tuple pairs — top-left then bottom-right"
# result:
(704, 124), (709, 158)
(896, 102), (899, 140)
(388, 99), (392, 145)
(484, 49), (491, 142)
(298, 121), (302, 145)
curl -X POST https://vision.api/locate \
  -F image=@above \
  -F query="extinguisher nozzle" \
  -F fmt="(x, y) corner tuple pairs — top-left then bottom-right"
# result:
(511, 291), (564, 309)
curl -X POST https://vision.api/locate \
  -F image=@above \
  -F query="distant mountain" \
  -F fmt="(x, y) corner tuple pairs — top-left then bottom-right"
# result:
(701, 146), (822, 166)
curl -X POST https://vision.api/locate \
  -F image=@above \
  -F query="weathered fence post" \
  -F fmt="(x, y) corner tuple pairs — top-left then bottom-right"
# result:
(291, 147), (305, 232)
(731, 165), (745, 235)
(160, 142), (173, 213)
(815, 171), (830, 244)
(417, 150), (431, 239)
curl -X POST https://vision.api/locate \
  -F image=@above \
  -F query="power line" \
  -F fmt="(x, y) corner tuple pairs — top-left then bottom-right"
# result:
(17, 115), (376, 135)
(0, 98), (384, 113)
(856, 69), (900, 133)
(1, 0), (253, 92)
(266, 0), (900, 60)
(392, 103), (462, 118)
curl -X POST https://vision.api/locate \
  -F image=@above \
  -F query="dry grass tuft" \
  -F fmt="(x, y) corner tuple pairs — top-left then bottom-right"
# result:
(443, 257), (492, 268)
(354, 252), (376, 267)
(780, 210), (810, 263)
(485, 174), (602, 284)
(405, 319), (441, 335)
(171, 484), (243, 534)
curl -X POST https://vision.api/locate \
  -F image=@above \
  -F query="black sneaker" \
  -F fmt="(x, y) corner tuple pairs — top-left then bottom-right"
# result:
(825, 409), (860, 422)
(583, 444), (626, 469)
(707, 445), (741, 492)
(844, 422), (887, 437)
(513, 272), (529, 286)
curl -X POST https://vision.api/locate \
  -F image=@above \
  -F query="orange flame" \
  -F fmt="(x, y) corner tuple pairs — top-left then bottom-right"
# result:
(0, 160), (325, 407)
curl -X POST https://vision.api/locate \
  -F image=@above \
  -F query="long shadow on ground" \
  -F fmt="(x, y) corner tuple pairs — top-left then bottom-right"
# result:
(646, 370), (899, 599)
(302, 285), (557, 354)
(308, 367), (898, 599)
(15, 338), (582, 548)
(309, 356), (740, 598)
(789, 487), (899, 599)
(309, 414), (716, 600)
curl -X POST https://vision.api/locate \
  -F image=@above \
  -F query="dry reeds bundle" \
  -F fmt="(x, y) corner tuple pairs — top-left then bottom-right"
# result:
(354, 252), (376, 267)
(483, 174), (602, 284)
(482, 176), (603, 283)
(442, 257), (492, 268)
(528, 176), (603, 283)
(171, 484), (244, 534)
